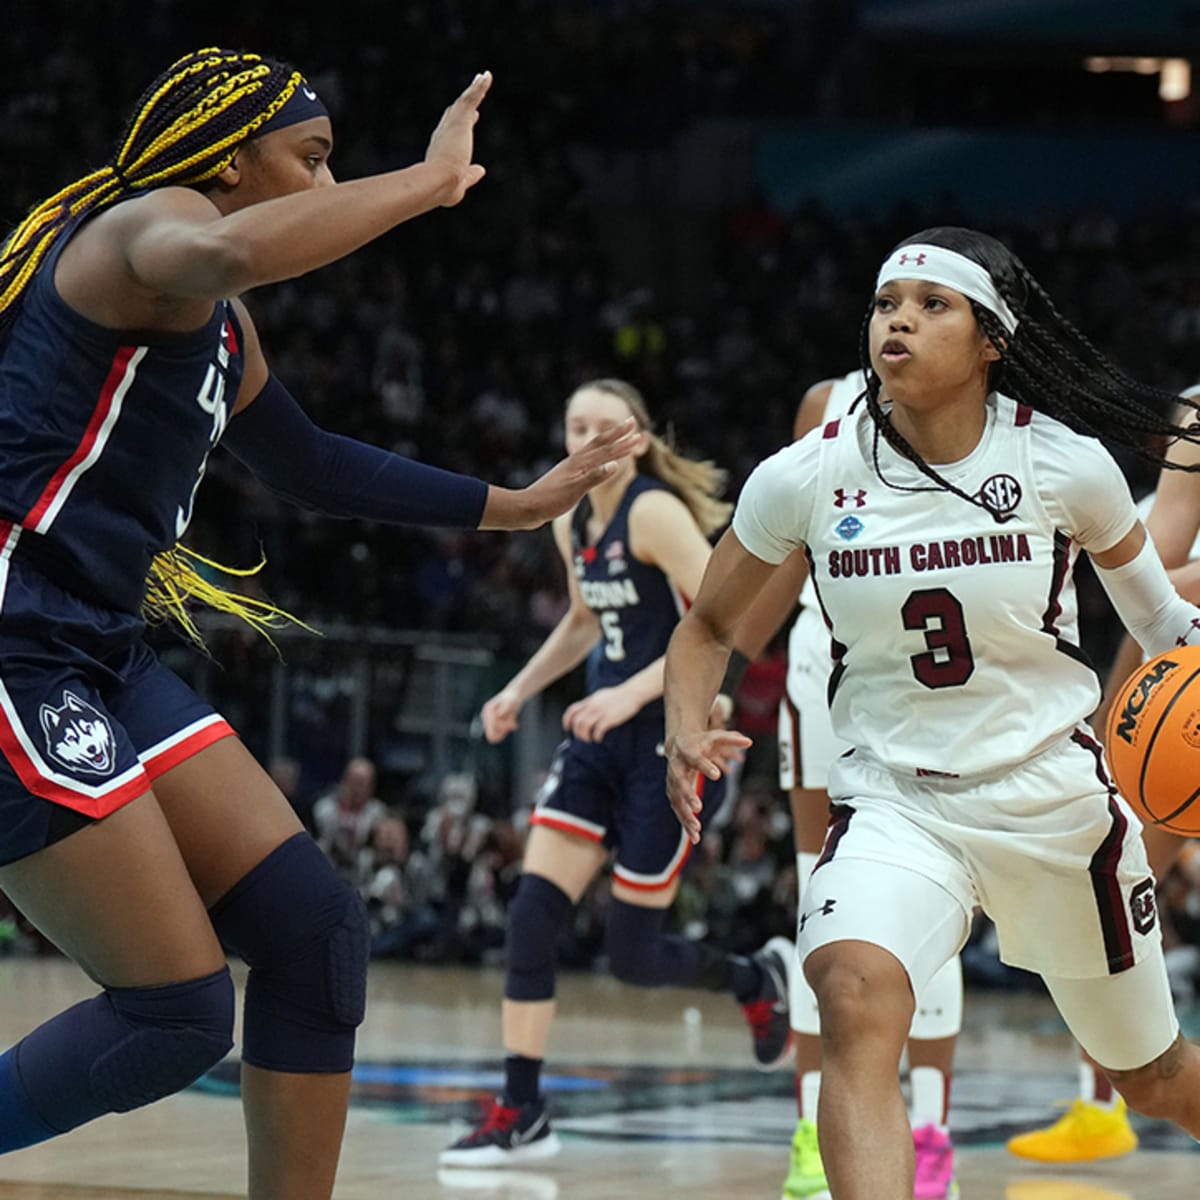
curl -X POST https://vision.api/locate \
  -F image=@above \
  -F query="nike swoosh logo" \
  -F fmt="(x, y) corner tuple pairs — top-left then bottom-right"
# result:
(303, 86), (317, 101)
(511, 1111), (548, 1145)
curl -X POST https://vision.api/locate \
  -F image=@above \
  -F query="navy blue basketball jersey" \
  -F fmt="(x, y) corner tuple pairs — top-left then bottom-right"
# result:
(571, 474), (688, 703)
(0, 214), (243, 613)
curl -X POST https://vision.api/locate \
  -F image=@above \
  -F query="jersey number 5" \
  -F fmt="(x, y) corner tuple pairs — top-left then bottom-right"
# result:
(901, 587), (975, 689)
(600, 611), (626, 661)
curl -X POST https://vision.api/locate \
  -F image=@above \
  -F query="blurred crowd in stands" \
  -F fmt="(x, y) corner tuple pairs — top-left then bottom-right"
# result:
(2, 1), (1200, 998)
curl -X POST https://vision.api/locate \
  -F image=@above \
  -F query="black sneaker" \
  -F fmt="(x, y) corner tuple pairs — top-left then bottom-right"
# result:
(439, 1095), (562, 1167)
(742, 935), (795, 1071)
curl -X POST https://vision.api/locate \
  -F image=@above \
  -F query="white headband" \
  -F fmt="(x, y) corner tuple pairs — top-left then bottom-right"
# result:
(875, 244), (1019, 334)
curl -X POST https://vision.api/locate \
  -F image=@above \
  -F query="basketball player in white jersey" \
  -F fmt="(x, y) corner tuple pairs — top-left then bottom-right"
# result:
(1009, 384), (1200, 1164)
(663, 226), (1200, 1200)
(774, 371), (963, 1199)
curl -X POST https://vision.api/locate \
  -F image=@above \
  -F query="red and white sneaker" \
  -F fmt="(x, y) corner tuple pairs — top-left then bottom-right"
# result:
(440, 1096), (562, 1168)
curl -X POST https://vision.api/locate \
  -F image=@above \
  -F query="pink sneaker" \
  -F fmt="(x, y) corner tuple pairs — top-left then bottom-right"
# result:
(912, 1123), (958, 1200)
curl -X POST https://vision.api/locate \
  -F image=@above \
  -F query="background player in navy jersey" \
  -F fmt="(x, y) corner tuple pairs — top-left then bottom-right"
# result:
(1008, 383), (1200, 1165)
(0, 49), (639, 1200)
(440, 378), (793, 1168)
(664, 226), (1200, 1200)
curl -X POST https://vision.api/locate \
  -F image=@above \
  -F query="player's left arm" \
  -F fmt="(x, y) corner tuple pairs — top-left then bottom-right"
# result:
(1090, 520), (1200, 657)
(223, 301), (637, 532)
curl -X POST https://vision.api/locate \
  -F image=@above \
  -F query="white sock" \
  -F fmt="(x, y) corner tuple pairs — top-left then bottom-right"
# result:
(909, 1065), (948, 1130)
(801, 1070), (822, 1123)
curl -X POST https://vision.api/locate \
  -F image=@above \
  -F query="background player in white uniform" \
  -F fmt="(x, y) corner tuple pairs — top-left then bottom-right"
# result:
(663, 226), (1200, 1200)
(775, 371), (964, 1199)
(1009, 384), (1200, 1164)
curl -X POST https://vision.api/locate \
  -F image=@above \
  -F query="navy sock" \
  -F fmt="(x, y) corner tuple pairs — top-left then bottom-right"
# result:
(504, 1053), (543, 1105)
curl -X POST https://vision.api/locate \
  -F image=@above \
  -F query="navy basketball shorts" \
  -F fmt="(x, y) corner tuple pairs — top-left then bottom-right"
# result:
(0, 554), (235, 866)
(530, 715), (726, 895)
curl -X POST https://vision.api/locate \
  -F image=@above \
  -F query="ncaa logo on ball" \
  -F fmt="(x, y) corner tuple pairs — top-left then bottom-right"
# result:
(1112, 657), (1178, 746)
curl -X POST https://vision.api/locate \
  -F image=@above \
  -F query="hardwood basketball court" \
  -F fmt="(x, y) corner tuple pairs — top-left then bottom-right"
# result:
(0, 958), (1193, 1198)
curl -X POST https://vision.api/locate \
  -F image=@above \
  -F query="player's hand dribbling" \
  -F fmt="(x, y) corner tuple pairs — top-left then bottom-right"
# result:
(480, 688), (521, 743)
(665, 727), (751, 844)
(426, 71), (492, 206)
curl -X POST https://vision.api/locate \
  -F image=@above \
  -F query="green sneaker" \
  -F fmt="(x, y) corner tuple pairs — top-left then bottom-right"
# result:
(782, 1119), (831, 1200)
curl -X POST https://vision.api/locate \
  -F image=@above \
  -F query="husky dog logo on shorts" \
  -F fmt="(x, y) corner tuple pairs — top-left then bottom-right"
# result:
(40, 691), (115, 776)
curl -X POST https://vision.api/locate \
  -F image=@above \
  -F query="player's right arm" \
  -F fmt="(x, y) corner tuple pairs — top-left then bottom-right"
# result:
(479, 513), (602, 744)
(664, 529), (774, 841)
(665, 439), (815, 840)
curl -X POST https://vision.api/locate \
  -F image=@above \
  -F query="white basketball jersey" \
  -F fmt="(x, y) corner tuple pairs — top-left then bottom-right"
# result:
(736, 393), (1138, 778)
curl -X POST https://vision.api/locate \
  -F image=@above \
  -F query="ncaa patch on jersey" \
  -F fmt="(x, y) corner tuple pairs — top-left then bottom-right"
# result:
(835, 515), (864, 540)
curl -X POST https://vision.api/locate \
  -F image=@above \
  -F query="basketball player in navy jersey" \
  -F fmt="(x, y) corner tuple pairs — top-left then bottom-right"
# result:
(0, 50), (637, 1200)
(441, 378), (793, 1168)
(664, 227), (1200, 1200)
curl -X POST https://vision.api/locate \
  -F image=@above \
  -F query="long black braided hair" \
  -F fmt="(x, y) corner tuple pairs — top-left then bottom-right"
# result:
(856, 226), (1200, 523)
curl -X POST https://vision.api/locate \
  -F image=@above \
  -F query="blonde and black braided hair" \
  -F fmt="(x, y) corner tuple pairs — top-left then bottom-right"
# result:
(0, 48), (310, 647)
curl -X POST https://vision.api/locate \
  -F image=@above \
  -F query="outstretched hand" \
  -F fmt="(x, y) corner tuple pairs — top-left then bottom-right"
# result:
(666, 727), (751, 845)
(517, 419), (641, 528)
(426, 71), (493, 206)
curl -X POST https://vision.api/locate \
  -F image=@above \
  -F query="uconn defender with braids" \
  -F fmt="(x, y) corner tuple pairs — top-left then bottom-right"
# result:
(441, 379), (793, 1169)
(0, 49), (636, 1199)
(664, 227), (1200, 1200)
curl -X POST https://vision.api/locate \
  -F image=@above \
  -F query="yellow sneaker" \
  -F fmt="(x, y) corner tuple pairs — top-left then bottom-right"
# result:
(782, 1119), (831, 1200)
(1006, 1097), (1138, 1163)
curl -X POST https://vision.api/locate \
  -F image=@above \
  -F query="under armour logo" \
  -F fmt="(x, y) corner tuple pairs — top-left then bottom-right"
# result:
(833, 488), (867, 508)
(1176, 616), (1200, 647)
(898, 253), (927, 266)
(798, 898), (836, 932)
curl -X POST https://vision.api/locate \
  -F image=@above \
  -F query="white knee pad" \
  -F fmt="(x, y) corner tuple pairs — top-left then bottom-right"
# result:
(909, 954), (963, 1040)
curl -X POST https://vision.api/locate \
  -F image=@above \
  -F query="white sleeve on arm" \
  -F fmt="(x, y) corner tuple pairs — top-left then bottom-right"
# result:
(731, 438), (818, 564)
(1093, 540), (1200, 658)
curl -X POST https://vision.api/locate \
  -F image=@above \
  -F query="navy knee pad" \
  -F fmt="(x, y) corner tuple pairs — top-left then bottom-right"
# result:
(0, 966), (233, 1150)
(209, 833), (368, 1074)
(504, 874), (574, 1002)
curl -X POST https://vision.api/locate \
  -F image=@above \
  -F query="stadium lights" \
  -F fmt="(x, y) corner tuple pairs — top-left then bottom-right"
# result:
(1083, 56), (1192, 101)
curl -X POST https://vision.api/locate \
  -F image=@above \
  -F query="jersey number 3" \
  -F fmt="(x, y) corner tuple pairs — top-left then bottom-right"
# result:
(901, 587), (975, 689)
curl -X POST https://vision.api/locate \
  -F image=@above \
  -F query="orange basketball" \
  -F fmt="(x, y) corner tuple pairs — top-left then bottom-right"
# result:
(1105, 643), (1200, 835)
